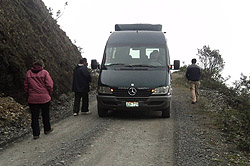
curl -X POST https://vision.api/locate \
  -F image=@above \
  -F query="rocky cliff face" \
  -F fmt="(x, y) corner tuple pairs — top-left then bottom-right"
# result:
(0, 0), (82, 103)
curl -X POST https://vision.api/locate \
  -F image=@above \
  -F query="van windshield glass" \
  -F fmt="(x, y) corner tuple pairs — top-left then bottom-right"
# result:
(104, 46), (167, 67)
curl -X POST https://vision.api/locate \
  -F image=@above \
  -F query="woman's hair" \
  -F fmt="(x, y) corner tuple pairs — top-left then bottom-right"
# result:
(33, 60), (45, 67)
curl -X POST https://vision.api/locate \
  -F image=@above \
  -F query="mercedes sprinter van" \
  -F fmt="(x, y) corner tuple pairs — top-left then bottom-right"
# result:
(91, 24), (180, 118)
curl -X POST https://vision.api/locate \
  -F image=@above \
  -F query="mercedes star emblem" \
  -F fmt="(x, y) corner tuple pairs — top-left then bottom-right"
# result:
(128, 87), (137, 96)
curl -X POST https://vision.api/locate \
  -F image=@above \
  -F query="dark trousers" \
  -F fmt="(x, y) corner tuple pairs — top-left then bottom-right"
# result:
(29, 102), (51, 136)
(73, 92), (89, 113)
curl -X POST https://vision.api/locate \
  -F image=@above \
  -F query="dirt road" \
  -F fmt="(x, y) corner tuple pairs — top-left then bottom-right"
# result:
(0, 84), (219, 166)
(0, 99), (175, 166)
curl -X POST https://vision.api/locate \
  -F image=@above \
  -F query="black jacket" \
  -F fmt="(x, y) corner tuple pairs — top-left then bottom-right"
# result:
(72, 64), (91, 92)
(186, 64), (201, 81)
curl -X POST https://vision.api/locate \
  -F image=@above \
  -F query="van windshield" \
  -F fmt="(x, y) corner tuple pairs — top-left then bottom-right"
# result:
(104, 46), (167, 67)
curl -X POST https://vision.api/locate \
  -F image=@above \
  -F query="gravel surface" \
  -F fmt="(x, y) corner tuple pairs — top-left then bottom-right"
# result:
(0, 92), (96, 147)
(172, 87), (217, 166)
(1, 80), (249, 165)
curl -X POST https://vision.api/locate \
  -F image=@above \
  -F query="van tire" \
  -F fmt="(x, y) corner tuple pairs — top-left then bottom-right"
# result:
(162, 106), (170, 118)
(98, 105), (108, 117)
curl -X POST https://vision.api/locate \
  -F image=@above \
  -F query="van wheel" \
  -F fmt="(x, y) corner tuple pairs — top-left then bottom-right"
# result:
(98, 105), (108, 117)
(162, 106), (170, 118)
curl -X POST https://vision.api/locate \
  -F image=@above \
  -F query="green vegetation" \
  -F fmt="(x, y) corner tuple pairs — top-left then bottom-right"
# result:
(197, 46), (249, 153)
(197, 45), (225, 80)
(175, 45), (250, 154)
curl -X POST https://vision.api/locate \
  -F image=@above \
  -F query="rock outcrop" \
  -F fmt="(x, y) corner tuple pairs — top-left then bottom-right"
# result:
(0, 0), (82, 104)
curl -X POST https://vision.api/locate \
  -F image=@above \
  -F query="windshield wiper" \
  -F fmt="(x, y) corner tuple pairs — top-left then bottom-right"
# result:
(105, 63), (126, 66)
(105, 63), (134, 67)
(130, 64), (156, 68)
(105, 64), (159, 68)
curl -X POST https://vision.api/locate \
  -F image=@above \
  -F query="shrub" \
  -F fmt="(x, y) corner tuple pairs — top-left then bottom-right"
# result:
(201, 73), (250, 152)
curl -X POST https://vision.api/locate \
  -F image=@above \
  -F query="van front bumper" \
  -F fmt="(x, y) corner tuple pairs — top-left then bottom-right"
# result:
(97, 95), (171, 111)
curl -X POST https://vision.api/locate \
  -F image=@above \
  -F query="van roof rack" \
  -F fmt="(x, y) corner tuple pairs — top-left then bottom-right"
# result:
(115, 24), (162, 31)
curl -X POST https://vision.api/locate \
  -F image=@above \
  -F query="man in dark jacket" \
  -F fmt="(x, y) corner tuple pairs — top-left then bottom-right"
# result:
(186, 58), (201, 104)
(72, 58), (91, 116)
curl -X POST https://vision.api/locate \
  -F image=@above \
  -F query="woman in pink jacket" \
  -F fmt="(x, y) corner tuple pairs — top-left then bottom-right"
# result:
(24, 60), (53, 139)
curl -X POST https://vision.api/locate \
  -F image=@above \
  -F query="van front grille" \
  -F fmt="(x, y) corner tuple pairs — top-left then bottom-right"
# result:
(113, 89), (152, 97)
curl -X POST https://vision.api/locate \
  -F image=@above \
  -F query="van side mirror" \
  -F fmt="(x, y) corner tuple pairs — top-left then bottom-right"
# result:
(91, 59), (99, 69)
(174, 60), (180, 70)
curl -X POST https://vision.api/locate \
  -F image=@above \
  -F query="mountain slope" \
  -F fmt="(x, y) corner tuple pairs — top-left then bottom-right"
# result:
(0, 0), (82, 103)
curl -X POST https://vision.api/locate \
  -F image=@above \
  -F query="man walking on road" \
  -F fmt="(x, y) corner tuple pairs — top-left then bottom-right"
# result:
(72, 58), (91, 116)
(186, 58), (201, 104)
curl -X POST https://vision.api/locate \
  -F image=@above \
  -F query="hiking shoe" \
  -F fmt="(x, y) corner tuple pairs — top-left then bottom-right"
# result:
(81, 111), (91, 115)
(44, 128), (53, 135)
(33, 136), (39, 140)
(191, 101), (196, 104)
(73, 113), (78, 116)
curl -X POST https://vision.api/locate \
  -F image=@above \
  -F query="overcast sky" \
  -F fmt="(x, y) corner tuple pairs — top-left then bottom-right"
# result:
(42, 0), (250, 85)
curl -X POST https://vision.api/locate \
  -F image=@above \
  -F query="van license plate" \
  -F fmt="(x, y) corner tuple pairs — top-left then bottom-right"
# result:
(126, 102), (139, 107)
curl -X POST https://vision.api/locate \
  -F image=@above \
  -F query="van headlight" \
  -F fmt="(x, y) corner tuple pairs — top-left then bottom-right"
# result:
(151, 86), (171, 95)
(98, 86), (113, 94)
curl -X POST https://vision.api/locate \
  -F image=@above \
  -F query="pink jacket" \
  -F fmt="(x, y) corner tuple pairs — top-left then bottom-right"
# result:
(24, 65), (53, 104)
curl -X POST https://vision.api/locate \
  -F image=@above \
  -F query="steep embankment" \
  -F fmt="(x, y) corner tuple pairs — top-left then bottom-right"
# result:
(172, 72), (250, 165)
(0, 0), (82, 103)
